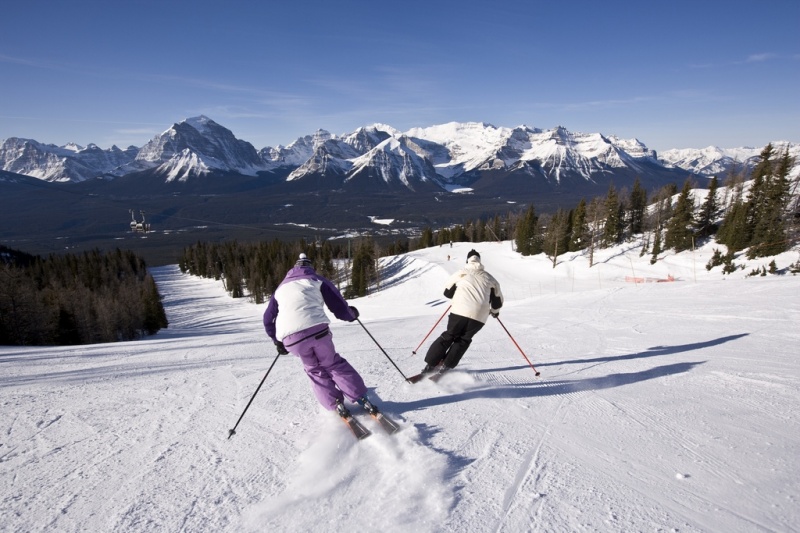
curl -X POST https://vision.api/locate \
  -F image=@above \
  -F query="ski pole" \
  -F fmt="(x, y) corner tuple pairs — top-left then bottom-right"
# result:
(495, 316), (541, 377)
(412, 305), (451, 355)
(228, 352), (281, 439)
(356, 318), (412, 383)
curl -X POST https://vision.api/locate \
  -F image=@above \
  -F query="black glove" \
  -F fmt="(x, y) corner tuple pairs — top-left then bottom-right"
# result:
(275, 341), (289, 355)
(349, 306), (359, 320)
(490, 310), (500, 319)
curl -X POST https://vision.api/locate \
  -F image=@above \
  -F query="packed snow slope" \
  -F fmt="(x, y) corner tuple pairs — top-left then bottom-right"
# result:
(2, 241), (799, 533)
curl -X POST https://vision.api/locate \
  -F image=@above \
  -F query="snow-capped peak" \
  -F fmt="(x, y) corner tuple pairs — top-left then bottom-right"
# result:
(182, 115), (216, 136)
(130, 115), (267, 178)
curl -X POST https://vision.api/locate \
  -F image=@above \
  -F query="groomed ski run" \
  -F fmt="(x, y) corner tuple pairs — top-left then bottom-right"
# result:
(2, 240), (800, 532)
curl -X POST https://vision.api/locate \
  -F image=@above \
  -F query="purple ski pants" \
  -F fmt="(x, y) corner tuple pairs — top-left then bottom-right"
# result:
(283, 326), (367, 410)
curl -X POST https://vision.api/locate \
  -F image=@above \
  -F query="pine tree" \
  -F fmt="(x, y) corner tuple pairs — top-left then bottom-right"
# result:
(349, 239), (376, 297)
(475, 219), (486, 242)
(602, 185), (623, 246)
(741, 144), (775, 254)
(747, 147), (793, 257)
(542, 210), (570, 267)
(650, 226), (662, 265)
(628, 178), (648, 236)
(695, 176), (719, 239)
(782, 148), (800, 246)
(568, 199), (588, 251)
(586, 197), (604, 267)
(491, 215), (503, 241)
(319, 241), (337, 281)
(665, 178), (695, 252)
(418, 226), (434, 249)
(515, 205), (538, 256)
(451, 224), (466, 242)
(142, 274), (168, 334)
(717, 198), (750, 252)
(648, 194), (669, 264)
(436, 228), (450, 246)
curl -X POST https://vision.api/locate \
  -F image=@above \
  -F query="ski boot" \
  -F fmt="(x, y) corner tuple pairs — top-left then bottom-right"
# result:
(335, 399), (372, 440)
(357, 395), (379, 416)
(429, 363), (452, 382)
(334, 399), (352, 419)
(423, 361), (448, 375)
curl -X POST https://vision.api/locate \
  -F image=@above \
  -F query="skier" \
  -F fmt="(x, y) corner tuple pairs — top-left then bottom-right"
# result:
(263, 253), (379, 419)
(420, 249), (503, 377)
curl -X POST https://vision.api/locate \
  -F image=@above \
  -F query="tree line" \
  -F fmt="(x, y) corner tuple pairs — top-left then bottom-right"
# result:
(0, 247), (168, 346)
(177, 215), (522, 302)
(178, 236), (411, 301)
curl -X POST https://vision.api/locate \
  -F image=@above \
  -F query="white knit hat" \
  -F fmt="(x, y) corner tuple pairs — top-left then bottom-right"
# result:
(296, 253), (313, 267)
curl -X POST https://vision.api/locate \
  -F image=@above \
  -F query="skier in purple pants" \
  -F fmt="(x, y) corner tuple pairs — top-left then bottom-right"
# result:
(263, 253), (378, 419)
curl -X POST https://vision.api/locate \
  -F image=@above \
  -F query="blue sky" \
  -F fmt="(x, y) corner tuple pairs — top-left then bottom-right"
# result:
(1, 0), (798, 153)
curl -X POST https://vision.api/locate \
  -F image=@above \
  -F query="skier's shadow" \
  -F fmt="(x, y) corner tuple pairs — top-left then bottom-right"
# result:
(471, 333), (748, 374)
(528, 333), (749, 368)
(383, 360), (705, 412)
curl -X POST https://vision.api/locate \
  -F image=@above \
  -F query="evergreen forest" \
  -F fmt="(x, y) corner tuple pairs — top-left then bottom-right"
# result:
(0, 247), (168, 346)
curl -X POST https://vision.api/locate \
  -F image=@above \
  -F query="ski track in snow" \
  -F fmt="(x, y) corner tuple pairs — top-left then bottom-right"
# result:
(2, 241), (800, 532)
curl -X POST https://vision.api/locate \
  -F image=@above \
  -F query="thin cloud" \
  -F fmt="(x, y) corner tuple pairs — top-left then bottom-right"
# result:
(0, 116), (164, 128)
(0, 52), (108, 78)
(0, 52), (301, 106)
(0, 53), (39, 66)
(140, 73), (275, 97)
(745, 53), (775, 63)
(308, 64), (446, 103)
(193, 106), (286, 121)
(115, 128), (160, 136)
(560, 95), (655, 112)
(691, 52), (779, 69)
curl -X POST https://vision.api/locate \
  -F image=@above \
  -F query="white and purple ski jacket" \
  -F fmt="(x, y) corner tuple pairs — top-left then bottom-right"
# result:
(263, 266), (355, 344)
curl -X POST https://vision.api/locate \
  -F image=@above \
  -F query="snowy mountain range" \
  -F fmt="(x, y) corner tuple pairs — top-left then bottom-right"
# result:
(3, 116), (796, 188)
(657, 144), (798, 177)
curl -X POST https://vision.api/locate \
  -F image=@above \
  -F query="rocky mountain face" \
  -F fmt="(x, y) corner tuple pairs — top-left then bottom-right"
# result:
(0, 138), (137, 182)
(117, 116), (269, 181)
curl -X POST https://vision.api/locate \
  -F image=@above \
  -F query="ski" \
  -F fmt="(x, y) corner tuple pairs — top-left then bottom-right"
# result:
(368, 411), (401, 434)
(428, 367), (451, 383)
(407, 362), (444, 384)
(407, 372), (429, 384)
(337, 400), (372, 440)
(356, 397), (401, 435)
(341, 414), (372, 440)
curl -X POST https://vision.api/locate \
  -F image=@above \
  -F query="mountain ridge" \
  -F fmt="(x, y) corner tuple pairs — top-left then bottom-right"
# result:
(3, 116), (796, 188)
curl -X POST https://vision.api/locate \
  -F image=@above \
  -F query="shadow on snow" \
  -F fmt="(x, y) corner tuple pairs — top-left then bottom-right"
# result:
(506, 333), (750, 369)
(388, 361), (707, 413)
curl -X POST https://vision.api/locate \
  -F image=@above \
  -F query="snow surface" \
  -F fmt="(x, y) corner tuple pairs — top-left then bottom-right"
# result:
(2, 241), (800, 532)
